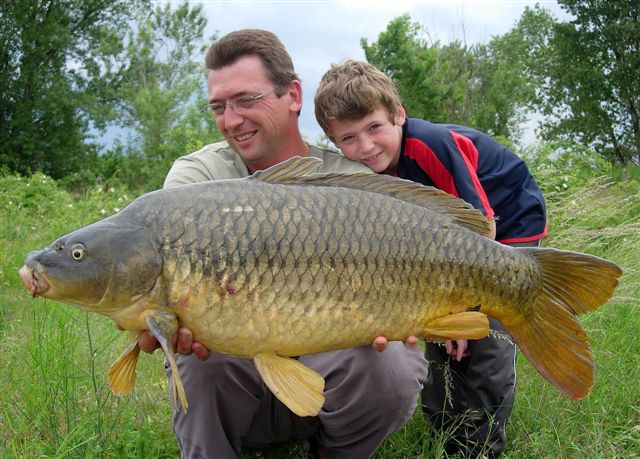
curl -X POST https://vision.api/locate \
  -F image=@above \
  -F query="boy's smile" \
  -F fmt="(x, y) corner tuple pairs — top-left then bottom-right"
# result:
(327, 107), (405, 174)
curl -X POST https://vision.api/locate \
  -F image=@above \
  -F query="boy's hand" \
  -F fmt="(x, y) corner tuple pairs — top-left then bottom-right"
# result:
(445, 339), (470, 361)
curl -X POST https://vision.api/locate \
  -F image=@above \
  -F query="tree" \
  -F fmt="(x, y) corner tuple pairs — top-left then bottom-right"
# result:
(106, 0), (220, 190)
(0, 0), (148, 178)
(361, 15), (442, 122)
(361, 14), (530, 140)
(516, 2), (639, 165)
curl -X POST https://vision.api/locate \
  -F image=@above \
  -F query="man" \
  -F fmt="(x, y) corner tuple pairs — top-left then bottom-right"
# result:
(140, 29), (428, 459)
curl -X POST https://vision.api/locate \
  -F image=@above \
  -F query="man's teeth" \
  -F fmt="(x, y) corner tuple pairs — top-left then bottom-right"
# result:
(235, 132), (255, 141)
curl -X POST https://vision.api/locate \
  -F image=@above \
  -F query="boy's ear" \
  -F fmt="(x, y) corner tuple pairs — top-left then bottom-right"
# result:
(394, 105), (406, 125)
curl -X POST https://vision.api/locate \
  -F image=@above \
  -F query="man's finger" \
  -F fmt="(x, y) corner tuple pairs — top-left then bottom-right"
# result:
(139, 331), (160, 354)
(176, 327), (194, 355)
(405, 335), (420, 350)
(192, 342), (212, 361)
(372, 336), (388, 352)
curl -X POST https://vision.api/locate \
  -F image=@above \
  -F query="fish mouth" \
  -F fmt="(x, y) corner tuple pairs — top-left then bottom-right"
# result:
(18, 265), (50, 297)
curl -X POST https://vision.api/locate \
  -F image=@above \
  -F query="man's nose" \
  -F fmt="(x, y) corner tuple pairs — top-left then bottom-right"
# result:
(222, 105), (243, 130)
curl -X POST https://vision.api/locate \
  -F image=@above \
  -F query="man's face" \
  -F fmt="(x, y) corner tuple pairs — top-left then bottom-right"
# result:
(207, 55), (301, 170)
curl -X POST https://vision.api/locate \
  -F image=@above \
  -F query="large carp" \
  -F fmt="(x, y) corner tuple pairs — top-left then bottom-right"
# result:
(19, 157), (622, 417)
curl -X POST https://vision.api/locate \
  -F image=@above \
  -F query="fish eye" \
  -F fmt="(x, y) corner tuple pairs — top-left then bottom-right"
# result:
(70, 244), (87, 262)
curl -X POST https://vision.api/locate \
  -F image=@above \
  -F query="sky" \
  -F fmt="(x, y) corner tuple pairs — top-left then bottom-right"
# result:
(163, 0), (571, 144)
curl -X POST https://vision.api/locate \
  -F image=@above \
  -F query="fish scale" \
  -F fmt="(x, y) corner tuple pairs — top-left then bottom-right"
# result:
(19, 156), (622, 417)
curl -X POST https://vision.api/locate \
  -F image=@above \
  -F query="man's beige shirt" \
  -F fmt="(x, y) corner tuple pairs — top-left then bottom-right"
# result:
(164, 141), (370, 188)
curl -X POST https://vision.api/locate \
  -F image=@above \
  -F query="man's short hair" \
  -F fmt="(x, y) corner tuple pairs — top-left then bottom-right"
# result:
(205, 29), (299, 97)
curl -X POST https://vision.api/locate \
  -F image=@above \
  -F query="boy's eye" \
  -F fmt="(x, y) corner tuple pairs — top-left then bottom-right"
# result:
(369, 123), (382, 131)
(340, 135), (355, 143)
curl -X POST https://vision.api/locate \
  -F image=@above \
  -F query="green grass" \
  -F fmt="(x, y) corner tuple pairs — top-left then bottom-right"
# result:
(1, 168), (638, 458)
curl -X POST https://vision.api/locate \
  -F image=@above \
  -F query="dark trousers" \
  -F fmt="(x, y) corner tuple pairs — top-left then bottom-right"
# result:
(422, 239), (539, 458)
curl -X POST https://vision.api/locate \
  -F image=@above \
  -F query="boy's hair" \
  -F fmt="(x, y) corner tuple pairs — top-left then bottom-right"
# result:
(205, 29), (299, 97)
(314, 60), (402, 135)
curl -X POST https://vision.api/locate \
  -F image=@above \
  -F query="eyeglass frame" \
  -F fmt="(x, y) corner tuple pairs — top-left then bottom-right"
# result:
(203, 86), (280, 116)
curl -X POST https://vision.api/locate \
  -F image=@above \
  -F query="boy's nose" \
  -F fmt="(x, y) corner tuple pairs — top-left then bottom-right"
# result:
(360, 135), (376, 154)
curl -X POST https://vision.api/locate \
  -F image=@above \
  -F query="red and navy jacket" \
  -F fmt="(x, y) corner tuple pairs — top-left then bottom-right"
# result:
(398, 118), (547, 244)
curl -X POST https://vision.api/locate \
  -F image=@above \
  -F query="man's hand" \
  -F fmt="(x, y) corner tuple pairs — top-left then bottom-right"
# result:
(445, 339), (469, 361)
(137, 327), (211, 361)
(372, 335), (420, 352)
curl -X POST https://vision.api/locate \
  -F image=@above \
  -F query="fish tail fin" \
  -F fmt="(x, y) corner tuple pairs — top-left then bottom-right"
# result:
(504, 248), (622, 399)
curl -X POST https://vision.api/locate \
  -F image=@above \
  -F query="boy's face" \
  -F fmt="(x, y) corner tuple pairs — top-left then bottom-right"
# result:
(327, 107), (405, 174)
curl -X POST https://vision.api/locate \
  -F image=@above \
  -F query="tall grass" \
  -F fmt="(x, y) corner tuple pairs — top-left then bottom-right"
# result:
(1, 166), (638, 458)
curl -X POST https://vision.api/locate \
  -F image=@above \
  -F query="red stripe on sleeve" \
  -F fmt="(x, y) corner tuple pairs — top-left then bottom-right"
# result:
(449, 131), (494, 219)
(404, 138), (459, 197)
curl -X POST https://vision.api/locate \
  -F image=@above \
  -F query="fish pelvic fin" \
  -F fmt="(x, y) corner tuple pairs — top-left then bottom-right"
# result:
(145, 313), (188, 413)
(422, 311), (490, 341)
(108, 332), (142, 395)
(253, 353), (325, 417)
(503, 247), (623, 400)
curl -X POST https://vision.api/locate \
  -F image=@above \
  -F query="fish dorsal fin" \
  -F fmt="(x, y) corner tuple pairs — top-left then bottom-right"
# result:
(253, 353), (325, 417)
(255, 157), (491, 236)
(299, 174), (492, 236)
(252, 156), (323, 182)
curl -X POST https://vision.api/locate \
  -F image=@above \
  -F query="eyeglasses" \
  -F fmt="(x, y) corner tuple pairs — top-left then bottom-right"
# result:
(204, 87), (278, 116)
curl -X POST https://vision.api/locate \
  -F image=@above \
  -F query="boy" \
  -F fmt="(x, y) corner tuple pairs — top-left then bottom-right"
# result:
(315, 60), (547, 458)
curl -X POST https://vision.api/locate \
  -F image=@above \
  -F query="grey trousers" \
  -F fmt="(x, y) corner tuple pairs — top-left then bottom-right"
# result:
(421, 240), (539, 458)
(167, 343), (428, 459)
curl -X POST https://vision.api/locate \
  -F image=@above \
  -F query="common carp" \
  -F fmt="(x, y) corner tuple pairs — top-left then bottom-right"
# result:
(19, 157), (622, 417)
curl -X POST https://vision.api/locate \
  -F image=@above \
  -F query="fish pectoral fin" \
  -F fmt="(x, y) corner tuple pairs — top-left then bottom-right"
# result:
(145, 313), (188, 413)
(422, 311), (490, 341)
(253, 353), (325, 417)
(108, 335), (142, 396)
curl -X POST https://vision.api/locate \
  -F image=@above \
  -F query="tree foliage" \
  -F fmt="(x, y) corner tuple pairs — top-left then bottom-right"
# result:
(361, 14), (530, 140)
(516, 1), (639, 165)
(0, 0), (219, 190)
(0, 0), (148, 179)
(103, 1), (220, 190)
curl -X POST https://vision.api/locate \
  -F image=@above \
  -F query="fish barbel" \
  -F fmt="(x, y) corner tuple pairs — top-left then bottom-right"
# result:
(18, 157), (622, 416)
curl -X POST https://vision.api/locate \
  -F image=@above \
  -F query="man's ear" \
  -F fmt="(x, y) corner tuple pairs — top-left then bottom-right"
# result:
(394, 105), (406, 125)
(287, 80), (303, 113)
